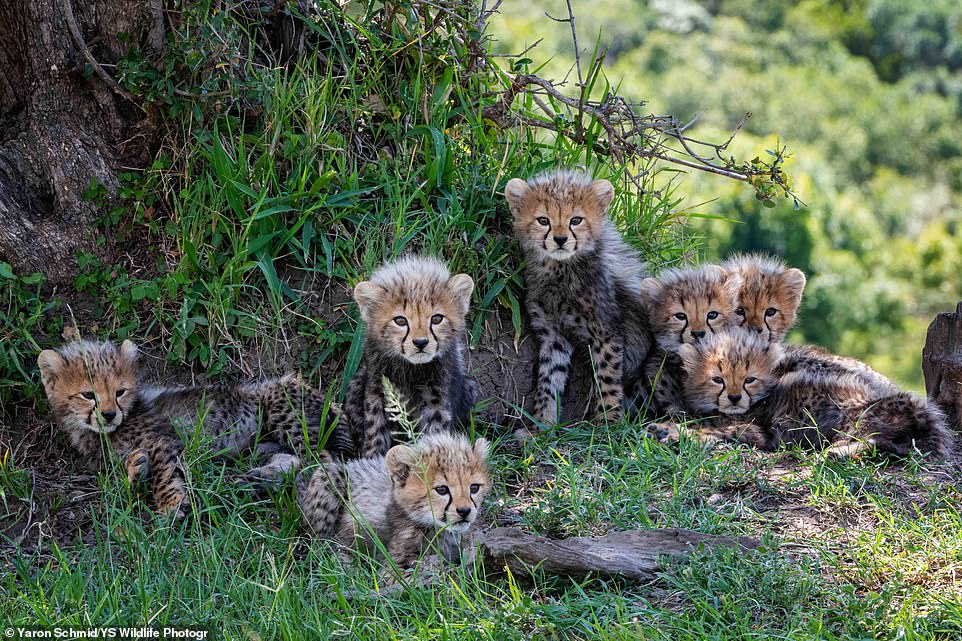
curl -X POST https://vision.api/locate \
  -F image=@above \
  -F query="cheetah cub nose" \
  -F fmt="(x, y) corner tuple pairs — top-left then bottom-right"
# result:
(727, 394), (742, 404)
(412, 338), (429, 350)
(691, 330), (706, 340)
(456, 506), (472, 518)
(101, 410), (117, 421)
(553, 235), (568, 247)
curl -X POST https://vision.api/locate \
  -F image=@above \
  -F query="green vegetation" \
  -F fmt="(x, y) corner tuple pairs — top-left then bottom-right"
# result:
(494, 0), (962, 390)
(2, 1), (960, 638)
(2, 421), (960, 638)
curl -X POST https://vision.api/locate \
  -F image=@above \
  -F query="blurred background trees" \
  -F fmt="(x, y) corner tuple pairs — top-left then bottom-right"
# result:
(494, 0), (962, 390)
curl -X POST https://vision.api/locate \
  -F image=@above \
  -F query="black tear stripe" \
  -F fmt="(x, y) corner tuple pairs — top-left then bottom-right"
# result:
(444, 493), (453, 519)
(764, 318), (773, 342)
(429, 326), (439, 345)
(542, 227), (552, 248)
(87, 407), (95, 428)
(400, 325), (410, 352)
(677, 318), (688, 344)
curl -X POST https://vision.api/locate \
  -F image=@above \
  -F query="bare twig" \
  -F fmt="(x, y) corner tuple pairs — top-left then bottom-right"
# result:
(471, 0), (797, 202)
(58, 0), (139, 103)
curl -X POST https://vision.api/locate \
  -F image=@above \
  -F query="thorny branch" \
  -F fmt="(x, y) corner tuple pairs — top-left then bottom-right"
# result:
(473, 0), (797, 202)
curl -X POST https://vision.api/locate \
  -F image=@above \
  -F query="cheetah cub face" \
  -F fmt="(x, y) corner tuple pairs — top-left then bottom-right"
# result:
(640, 264), (740, 352)
(677, 331), (782, 416)
(38, 340), (140, 434)
(354, 256), (474, 365)
(505, 172), (615, 261)
(723, 254), (806, 343)
(386, 433), (491, 533)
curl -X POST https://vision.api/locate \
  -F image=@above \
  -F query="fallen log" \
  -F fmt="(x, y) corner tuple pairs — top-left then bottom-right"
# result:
(922, 301), (962, 430)
(475, 526), (759, 581)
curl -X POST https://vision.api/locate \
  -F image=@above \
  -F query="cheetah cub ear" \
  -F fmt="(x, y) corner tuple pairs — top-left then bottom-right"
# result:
(472, 437), (491, 461)
(353, 280), (385, 323)
(504, 178), (530, 216)
(447, 274), (475, 316)
(385, 444), (419, 486)
(37, 349), (65, 384)
(588, 179), (615, 212)
(638, 277), (664, 307)
(120, 339), (139, 365)
(778, 268), (807, 306)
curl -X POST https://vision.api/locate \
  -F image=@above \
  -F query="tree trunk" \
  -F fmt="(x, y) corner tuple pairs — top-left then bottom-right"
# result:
(0, 0), (159, 283)
(922, 301), (962, 430)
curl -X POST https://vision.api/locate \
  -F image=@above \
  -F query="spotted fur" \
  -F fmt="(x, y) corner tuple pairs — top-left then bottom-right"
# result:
(634, 264), (740, 417)
(38, 340), (351, 511)
(296, 432), (490, 567)
(505, 170), (651, 427)
(673, 331), (952, 459)
(346, 255), (478, 457)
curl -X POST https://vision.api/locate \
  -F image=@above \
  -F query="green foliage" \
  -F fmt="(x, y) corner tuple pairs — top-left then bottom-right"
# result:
(0, 264), (59, 414)
(493, 0), (962, 391)
(52, 0), (716, 383)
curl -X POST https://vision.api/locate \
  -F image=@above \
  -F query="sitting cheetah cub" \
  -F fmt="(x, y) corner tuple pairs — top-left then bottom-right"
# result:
(38, 340), (351, 491)
(505, 170), (651, 427)
(37, 340), (188, 515)
(723, 253), (895, 393)
(670, 331), (951, 459)
(296, 432), (490, 567)
(346, 255), (477, 458)
(634, 264), (740, 417)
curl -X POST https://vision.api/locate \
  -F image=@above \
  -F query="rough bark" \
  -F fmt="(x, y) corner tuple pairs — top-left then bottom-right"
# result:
(476, 526), (759, 581)
(0, 0), (158, 283)
(922, 301), (962, 430)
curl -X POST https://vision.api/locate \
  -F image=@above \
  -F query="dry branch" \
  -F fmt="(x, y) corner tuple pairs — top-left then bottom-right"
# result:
(476, 526), (759, 581)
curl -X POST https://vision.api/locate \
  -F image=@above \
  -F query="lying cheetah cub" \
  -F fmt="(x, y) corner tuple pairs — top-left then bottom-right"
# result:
(347, 255), (478, 457)
(671, 331), (952, 459)
(723, 253), (895, 393)
(37, 340), (188, 515)
(505, 170), (651, 427)
(634, 264), (740, 417)
(297, 432), (490, 567)
(38, 340), (351, 497)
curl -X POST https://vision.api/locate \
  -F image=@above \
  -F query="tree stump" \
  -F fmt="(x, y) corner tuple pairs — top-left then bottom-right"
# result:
(476, 527), (759, 581)
(922, 301), (962, 430)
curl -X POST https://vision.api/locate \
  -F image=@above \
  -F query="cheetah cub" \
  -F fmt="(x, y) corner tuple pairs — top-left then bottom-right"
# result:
(672, 331), (952, 459)
(721, 254), (806, 343)
(723, 253), (895, 393)
(297, 432), (490, 567)
(505, 170), (651, 427)
(37, 340), (188, 515)
(39, 340), (351, 493)
(347, 255), (477, 457)
(634, 264), (740, 417)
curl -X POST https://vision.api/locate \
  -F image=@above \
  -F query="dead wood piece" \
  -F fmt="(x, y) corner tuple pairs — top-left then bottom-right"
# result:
(922, 301), (962, 430)
(477, 527), (759, 581)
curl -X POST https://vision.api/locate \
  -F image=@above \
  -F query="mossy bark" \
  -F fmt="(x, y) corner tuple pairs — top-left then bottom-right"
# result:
(0, 0), (159, 282)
